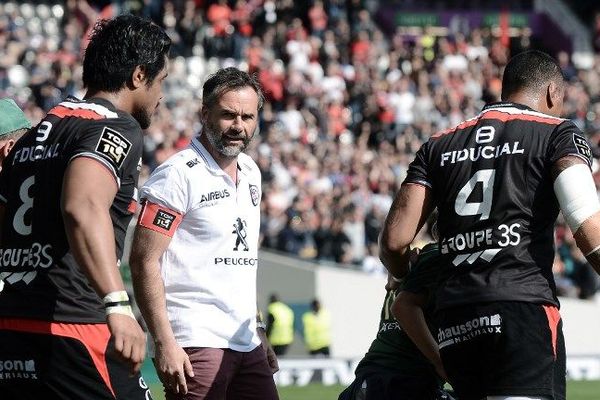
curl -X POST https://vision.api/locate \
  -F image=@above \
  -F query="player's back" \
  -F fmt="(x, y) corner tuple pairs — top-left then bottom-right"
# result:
(0, 96), (142, 322)
(406, 102), (593, 309)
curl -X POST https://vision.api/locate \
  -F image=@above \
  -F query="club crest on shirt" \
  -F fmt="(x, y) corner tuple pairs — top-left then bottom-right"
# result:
(95, 127), (131, 168)
(249, 184), (259, 206)
(153, 209), (176, 231)
(573, 133), (592, 163)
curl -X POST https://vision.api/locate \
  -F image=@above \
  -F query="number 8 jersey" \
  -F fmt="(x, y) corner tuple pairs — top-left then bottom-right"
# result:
(0, 97), (143, 323)
(405, 102), (594, 310)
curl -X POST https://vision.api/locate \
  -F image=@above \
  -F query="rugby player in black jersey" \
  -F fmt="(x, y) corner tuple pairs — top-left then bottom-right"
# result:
(380, 50), (600, 400)
(0, 15), (170, 399)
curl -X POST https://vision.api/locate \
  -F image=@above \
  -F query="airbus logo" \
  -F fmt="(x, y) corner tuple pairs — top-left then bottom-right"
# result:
(200, 189), (230, 203)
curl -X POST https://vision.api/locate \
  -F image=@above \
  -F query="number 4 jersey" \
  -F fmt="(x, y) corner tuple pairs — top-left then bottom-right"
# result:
(0, 96), (143, 323)
(405, 102), (593, 310)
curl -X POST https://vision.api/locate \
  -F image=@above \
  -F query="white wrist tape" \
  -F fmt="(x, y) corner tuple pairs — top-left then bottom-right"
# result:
(103, 290), (130, 304)
(553, 164), (600, 232)
(106, 305), (136, 319)
(103, 291), (135, 319)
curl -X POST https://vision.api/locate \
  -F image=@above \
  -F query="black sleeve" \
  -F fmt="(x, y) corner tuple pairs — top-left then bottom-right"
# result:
(547, 120), (593, 168)
(404, 139), (433, 188)
(67, 117), (143, 184)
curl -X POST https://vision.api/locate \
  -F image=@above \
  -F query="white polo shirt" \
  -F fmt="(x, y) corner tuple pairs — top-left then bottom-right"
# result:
(140, 137), (262, 353)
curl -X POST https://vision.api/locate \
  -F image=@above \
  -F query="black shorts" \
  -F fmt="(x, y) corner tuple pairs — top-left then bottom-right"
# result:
(0, 318), (152, 400)
(435, 302), (565, 400)
(338, 369), (441, 400)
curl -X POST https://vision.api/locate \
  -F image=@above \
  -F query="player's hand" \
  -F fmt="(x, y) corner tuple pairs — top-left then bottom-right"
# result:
(153, 339), (195, 394)
(257, 327), (279, 374)
(107, 313), (147, 375)
(385, 247), (421, 291)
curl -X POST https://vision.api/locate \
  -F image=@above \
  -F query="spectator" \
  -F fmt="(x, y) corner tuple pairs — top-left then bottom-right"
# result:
(302, 298), (331, 356)
(267, 293), (295, 356)
(2, 0), (600, 299)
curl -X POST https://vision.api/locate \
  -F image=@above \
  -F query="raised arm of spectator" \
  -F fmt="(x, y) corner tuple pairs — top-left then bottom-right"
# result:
(379, 183), (433, 278)
(62, 157), (146, 374)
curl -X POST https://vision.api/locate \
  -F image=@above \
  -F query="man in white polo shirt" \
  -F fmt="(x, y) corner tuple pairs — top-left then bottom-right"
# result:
(129, 67), (279, 400)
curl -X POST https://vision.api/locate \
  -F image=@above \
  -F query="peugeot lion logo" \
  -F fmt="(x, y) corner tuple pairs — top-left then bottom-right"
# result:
(232, 218), (249, 251)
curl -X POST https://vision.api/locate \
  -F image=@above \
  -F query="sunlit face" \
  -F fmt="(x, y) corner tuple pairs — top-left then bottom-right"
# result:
(202, 86), (259, 159)
(132, 58), (169, 129)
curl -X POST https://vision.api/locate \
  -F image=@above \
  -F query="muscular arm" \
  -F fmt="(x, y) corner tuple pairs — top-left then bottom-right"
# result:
(552, 156), (600, 274)
(392, 291), (447, 381)
(130, 224), (195, 393)
(379, 183), (433, 278)
(63, 157), (146, 373)
(62, 157), (123, 296)
(129, 225), (174, 346)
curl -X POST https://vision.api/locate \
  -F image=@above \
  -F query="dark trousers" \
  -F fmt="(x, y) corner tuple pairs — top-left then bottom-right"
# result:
(164, 346), (279, 400)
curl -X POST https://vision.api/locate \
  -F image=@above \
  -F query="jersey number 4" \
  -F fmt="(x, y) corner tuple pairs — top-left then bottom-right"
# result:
(455, 169), (495, 221)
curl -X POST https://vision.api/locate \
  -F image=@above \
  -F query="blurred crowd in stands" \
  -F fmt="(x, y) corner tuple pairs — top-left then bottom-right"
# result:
(1, 0), (600, 299)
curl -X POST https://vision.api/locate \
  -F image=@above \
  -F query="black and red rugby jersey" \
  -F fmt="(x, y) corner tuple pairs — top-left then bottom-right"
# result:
(0, 96), (142, 323)
(405, 102), (593, 310)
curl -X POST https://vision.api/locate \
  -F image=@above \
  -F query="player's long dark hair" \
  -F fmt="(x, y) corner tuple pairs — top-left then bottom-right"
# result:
(82, 14), (171, 93)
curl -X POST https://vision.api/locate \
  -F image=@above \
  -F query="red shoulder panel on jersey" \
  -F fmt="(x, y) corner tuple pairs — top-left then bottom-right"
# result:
(432, 109), (563, 139)
(138, 201), (183, 237)
(48, 105), (106, 120)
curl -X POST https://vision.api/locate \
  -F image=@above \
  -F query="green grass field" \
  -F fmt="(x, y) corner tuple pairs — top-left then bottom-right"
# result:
(148, 381), (600, 400)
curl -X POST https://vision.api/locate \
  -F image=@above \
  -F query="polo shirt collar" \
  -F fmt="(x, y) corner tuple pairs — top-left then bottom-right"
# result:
(191, 136), (221, 172)
(190, 136), (248, 177)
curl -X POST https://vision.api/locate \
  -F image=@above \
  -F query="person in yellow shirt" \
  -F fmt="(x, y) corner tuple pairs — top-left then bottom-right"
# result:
(267, 293), (295, 356)
(302, 298), (331, 356)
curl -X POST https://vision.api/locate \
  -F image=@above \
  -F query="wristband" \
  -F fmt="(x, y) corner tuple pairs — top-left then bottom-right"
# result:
(106, 304), (136, 319)
(103, 290), (135, 319)
(103, 290), (130, 304)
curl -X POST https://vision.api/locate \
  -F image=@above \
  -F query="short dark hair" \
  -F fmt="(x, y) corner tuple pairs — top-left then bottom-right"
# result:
(501, 50), (564, 100)
(202, 67), (264, 110)
(83, 14), (171, 93)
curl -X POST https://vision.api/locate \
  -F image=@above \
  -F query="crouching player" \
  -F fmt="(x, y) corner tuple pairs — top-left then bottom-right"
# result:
(338, 242), (455, 400)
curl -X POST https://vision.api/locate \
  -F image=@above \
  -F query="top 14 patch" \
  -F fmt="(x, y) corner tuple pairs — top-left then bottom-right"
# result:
(138, 201), (183, 237)
(573, 132), (592, 165)
(95, 126), (132, 168)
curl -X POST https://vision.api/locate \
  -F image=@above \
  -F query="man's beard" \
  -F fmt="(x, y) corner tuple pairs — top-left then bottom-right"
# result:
(204, 122), (254, 158)
(131, 107), (151, 130)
